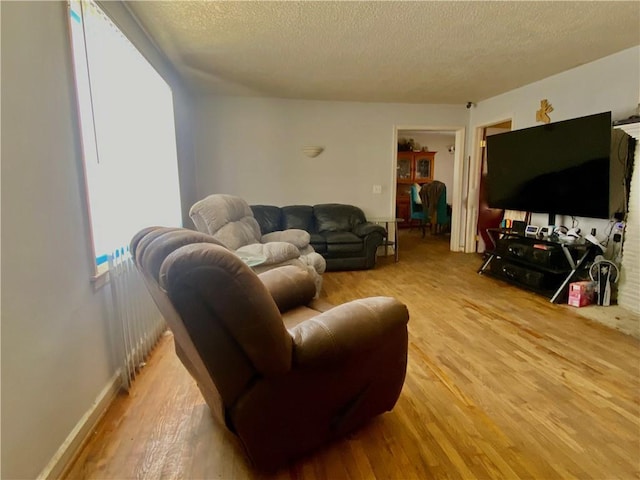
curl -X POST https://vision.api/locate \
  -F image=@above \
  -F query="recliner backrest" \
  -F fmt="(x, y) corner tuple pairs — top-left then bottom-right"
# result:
(189, 194), (262, 249)
(132, 227), (229, 421)
(159, 243), (293, 377)
(132, 227), (292, 417)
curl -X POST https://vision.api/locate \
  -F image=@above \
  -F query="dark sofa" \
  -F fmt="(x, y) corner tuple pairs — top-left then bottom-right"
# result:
(251, 203), (386, 271)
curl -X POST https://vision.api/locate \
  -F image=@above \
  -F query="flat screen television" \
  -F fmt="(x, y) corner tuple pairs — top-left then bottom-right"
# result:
(486, 111), (613, 220)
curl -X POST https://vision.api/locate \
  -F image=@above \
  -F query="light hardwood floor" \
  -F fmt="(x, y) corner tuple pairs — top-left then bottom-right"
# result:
(65, 230), (640, 479)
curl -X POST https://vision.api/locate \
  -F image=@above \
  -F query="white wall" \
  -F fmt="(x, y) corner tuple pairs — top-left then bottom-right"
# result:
(1, 3), (114, 478)
(465, 46), (640, 251)
(192, 96), (467, 219)
(0, 2), (196, 478)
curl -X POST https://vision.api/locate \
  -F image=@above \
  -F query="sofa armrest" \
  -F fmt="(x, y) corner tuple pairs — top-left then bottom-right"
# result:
(352, 222), (386, 238)
(261, 229), (310, 249)
(236, 242), (300, 265)
(289, 297), (409, 368)
(258, 266), (316, 312)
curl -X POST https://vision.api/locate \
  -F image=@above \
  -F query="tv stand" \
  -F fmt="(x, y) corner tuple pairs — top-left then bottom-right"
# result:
(478, 229), (597, 303)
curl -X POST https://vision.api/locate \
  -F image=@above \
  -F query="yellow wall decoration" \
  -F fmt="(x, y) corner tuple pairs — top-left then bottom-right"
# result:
(536, 99), (554, 123)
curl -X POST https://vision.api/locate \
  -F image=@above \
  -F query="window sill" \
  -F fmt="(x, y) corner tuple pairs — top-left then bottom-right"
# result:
(91, 264), (110, 290)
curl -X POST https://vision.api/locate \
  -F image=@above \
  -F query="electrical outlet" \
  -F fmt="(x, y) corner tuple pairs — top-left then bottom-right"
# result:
(372, 185), (382, 194)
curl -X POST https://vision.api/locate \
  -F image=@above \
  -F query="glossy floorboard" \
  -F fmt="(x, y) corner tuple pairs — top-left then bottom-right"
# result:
(65, 231), (640, 479)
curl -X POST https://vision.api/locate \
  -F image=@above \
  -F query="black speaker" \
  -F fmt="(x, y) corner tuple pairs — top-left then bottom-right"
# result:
(512, 220), (527, 234)
(494, 261), (545, 288)
(530, 247), (564, 267)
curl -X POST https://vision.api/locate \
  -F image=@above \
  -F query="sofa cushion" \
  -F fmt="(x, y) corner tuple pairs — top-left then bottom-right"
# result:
(251, 205), (283, 234)
(282, 205), (315, 232)
(314, 204), (366, 232)
(323, 231), (361, 245)
(309, 233), (327, 253)
(323, 231), (362, 253)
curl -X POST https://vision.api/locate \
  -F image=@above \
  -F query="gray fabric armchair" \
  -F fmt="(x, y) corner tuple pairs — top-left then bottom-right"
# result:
(189, 194), (326, 295)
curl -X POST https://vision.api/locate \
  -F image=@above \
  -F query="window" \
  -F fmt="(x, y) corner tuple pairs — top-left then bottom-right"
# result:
(68, 0), (182, 275)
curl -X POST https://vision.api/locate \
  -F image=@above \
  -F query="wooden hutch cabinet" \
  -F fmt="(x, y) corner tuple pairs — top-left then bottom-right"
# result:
(396, 151), (435, 227)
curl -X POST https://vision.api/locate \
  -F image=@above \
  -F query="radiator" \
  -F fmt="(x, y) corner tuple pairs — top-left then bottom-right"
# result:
(108, 248), (166, 391)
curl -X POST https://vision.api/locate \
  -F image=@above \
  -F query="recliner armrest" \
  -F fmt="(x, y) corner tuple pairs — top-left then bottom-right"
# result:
(236, 242), (300, 265)
(352, 222), (386, 238)
(258, 266), (316, 312)
(290, 297), (409, 368)
(261, 229), (310, 249)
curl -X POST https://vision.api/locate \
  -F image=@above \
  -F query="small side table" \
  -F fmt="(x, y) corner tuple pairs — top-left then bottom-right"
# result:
(369, 217), (403, 262)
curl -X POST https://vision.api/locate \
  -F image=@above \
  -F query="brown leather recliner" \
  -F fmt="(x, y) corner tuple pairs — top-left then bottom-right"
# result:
(131, 226), (409, 471)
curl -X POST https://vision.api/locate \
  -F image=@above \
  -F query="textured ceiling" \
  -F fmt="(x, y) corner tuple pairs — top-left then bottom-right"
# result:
(124, 1), (640, 104)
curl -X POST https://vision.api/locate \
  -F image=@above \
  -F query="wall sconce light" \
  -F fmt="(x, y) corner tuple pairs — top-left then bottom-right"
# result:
(302, 146), (324, 158)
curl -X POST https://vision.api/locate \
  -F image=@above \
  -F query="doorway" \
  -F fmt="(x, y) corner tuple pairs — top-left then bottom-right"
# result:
(393, 125), (466, 252)
(464, 119), (512, 253)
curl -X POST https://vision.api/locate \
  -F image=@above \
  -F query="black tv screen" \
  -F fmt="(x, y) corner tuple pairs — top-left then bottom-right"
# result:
(486, 112), (612, 219)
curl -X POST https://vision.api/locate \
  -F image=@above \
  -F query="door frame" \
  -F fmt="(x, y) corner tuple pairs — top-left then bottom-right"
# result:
(392, 125), (466, 252)
(463, 117), (513, 253)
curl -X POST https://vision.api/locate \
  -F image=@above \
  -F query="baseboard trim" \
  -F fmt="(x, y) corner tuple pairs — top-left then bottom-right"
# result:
(37, 371), (122, 480)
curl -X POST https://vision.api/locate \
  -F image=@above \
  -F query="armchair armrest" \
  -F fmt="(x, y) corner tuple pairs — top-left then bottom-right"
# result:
(352, 222), (386, 238)
(261, 229), (310, 249)
(258, 266), (316, 312)
(290, 297), (409, 368)
(236, 241), (300, 265)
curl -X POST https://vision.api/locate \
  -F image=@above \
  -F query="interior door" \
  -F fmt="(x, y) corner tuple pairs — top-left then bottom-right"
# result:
(477, 122), (511, 252)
